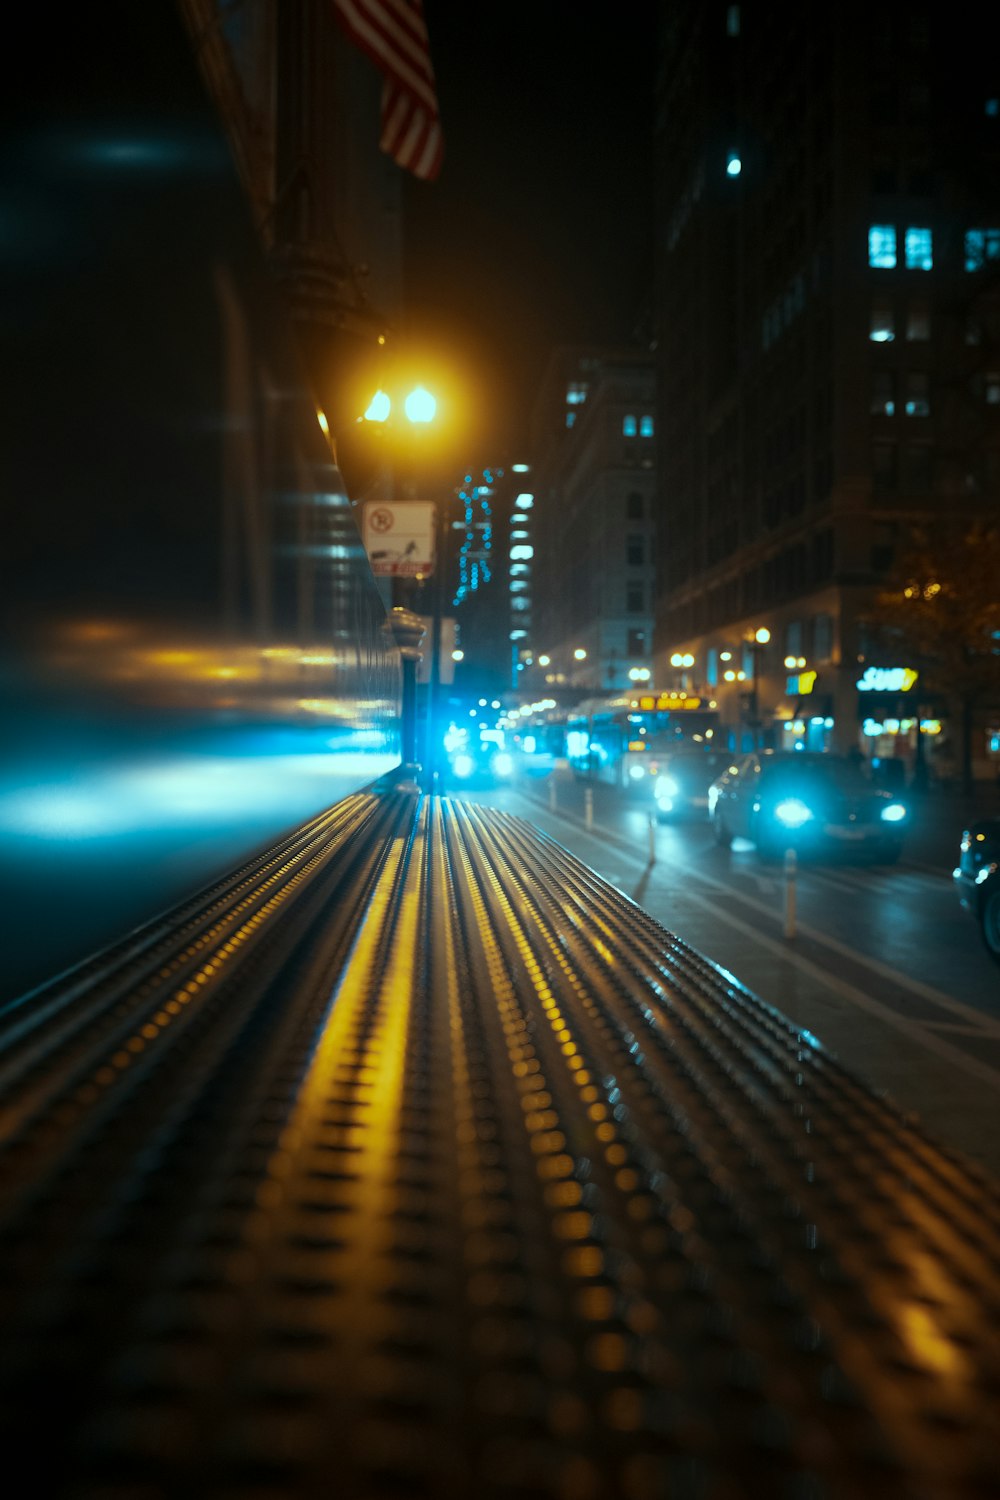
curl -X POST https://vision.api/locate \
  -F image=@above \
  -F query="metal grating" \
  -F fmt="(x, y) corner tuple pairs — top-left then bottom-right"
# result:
(0, 790), (998, 1498)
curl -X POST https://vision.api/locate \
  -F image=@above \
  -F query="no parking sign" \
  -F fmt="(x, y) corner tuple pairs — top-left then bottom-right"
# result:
(362, 501), (435, 576)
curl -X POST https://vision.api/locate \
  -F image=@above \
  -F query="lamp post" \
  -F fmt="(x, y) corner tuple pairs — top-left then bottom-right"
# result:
(387, 607), (425, 791)
(748, 627), (771, 749)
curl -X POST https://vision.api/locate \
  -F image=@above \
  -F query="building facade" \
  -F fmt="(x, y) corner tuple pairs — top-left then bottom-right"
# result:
(653, 1), (1000, 774)
(529, 348), (658, 701)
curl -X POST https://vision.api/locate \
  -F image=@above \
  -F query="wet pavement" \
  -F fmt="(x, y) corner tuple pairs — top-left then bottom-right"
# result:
(475, 771), (1000, 1181)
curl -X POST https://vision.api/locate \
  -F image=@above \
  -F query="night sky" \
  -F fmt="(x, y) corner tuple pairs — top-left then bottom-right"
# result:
(402, 2), (660, 460)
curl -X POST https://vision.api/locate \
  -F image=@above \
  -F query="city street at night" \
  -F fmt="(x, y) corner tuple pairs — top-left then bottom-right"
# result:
(461, 765), (1000, 1177)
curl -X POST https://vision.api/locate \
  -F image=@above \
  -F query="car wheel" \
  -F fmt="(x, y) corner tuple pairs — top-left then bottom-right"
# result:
(713, 809), (732, 848)
(981, 884), (1000, 966)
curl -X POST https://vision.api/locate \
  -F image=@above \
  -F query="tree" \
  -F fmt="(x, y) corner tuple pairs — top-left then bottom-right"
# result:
(867, 519), (1000, 795)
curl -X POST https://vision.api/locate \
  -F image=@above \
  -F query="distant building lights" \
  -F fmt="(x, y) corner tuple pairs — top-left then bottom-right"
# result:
(726, 154), (742, 177)
(515, 493), (534, 509)
(573, 648), (587, 660)
(512, 462), (530, 472)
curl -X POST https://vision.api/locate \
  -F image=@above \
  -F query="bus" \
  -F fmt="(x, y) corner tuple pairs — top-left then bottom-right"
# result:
(565, 692), (722, 793)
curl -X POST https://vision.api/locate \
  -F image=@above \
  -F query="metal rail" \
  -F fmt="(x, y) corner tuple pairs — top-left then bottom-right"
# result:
(0, 791), (998, 1498)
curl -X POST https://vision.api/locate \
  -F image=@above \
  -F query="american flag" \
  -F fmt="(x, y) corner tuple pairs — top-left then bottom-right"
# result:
(332, 0), (444, 182)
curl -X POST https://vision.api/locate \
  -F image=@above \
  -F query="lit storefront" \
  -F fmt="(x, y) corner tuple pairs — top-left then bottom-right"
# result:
(855, 665), (943, 786)
(778, 667), (835, 753)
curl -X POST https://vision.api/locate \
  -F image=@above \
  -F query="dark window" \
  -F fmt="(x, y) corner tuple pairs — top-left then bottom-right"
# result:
(626, 628), (646, 655)
(626, 491), (643, 519)
(901, 444), (932, 491)
(904, 371), (930, 416)
(626, 583), (643, 612)
(906, 297), (931, 340)
(626, 535), (644, 565)
(873, 441), (896, 491)
(871, 370), (895, 416)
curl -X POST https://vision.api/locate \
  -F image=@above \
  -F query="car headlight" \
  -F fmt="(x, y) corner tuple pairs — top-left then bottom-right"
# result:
(880, 802), (907, 824)
(452, 753), (475, 779)
(492, 752), (513, 777)
(655, 775), (679, 799)
(774, 797), (814, 829)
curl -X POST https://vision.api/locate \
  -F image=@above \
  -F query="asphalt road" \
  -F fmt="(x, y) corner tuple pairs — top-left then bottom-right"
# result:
(456, 764), (1000, 1181)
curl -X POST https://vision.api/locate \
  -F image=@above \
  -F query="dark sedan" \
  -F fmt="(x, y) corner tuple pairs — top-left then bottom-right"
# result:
(954, 817), (1000, 966)
(708, 750), (909, 862)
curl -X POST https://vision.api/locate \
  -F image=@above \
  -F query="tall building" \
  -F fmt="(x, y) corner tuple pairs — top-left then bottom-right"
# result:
(653, 1), (1000, 771)
(178, 0), (405, 493)
(530, 348), (657, 700)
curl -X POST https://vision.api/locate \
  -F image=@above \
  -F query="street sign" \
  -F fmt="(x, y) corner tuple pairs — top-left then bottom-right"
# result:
(362, 500), (435, 576)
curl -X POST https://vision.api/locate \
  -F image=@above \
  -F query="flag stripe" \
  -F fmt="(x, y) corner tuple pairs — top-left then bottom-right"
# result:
(333, 0), (439, 120)
(332, 0), (443, 180)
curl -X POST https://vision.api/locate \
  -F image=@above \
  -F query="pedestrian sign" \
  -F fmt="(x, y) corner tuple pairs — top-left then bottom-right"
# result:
(362, 500), (435, 576)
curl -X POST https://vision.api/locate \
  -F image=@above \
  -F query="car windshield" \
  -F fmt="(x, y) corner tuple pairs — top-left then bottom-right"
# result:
(665, 751), (730, 781)
(760, 755), (873, 794)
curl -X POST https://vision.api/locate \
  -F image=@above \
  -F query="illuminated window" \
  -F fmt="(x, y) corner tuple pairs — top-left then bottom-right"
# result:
(964, 227), (1000, 271)
(871, 370), (895, 416)
(726, 6), (740, 36)
(515, 493), (533, 509)
(812, 613), (833, 661)
(639, 414), (654, 436)
(869, 224), (897, 268)
(906, 297), (930, 340)
(509, 544), (534, 560)
(904, 371), (929, 416)
(870, 297), (894, 342)
(904, 226), (932, 270)
(566, 382), (588, 405)
(986, 372), (1000, 405)
(622, 414), (637, 436)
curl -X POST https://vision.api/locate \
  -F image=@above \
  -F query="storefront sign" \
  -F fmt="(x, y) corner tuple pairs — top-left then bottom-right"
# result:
(634, 693), (703, 711)
(856, 666), (918, 693)
(786, 669), (817, 695)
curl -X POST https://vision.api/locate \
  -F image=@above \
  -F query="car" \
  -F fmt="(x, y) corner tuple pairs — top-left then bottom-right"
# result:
(953, 817), (1000, 966)
(708, 750), (909, 862)
(441, 724), (515, 790)
(653, 746), (732, 821)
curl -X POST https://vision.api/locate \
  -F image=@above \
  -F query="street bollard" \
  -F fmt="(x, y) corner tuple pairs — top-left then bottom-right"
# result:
(648, 813), (656, 864)
(584, 786), (593, 828)
(784, 847), (797, 938)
